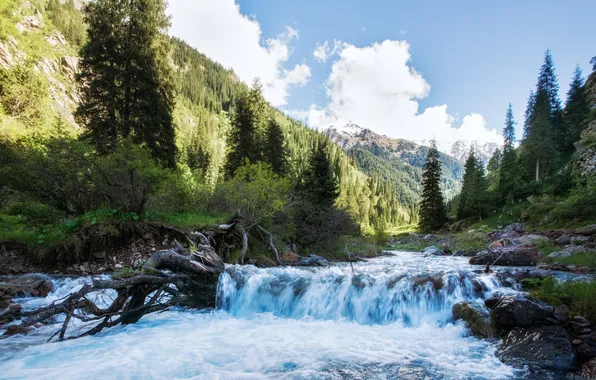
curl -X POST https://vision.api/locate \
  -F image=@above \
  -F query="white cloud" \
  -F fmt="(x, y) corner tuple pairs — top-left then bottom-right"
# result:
(313, 41), (330, 63)
(295, 40), (501, 148)
(167, 0), (311, 106)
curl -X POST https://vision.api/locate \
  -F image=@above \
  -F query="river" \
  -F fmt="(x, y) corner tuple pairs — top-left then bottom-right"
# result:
(0, 252), (543, 379)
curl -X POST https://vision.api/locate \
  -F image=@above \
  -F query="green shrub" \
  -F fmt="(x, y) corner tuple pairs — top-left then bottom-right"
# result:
(2, 199), (64, 224)
(0, 65), (49, 127)
(548, 179), (596, 223)
(530, 277), (596, 323)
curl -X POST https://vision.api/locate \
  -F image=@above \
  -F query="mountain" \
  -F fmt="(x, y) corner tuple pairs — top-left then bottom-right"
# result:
(0, 0), (413, 229)
(448, 140), (499, 164)
(324, 121), (464, 203)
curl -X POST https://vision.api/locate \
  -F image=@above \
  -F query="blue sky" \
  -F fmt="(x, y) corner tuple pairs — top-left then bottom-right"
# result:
(168, 0), (595, 148)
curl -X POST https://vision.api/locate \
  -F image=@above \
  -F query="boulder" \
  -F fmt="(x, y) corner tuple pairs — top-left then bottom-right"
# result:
(3, 325), (32, 336)
(515, 234), (549, 246)
(490, 295), (554, 330)
(571, 316), (592, 336)
(547, 251), (571, 259)
(505, 223), (525, 233)
(452, 302), (495, 338)
(453, 249), (467, 256)
(469, 246), (539, 266)
(0, 274), (54, 297)
(422, 246), (444, 255)
(564, 245), (588, 255)
(555, 235), (571, 246)
(296, 254), (329, 267)
(553, 305), (570, 324)
(497, 326), (575, 371)
(576, 225), (596, 236)
(574, 332), (596, 361)
(571, 236), (591, 245)
(581, 358), (596, 379)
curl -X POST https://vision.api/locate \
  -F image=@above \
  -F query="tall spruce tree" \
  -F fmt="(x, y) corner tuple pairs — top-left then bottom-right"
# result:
(520, 50), (562, 182)
(76, 0), (177, 167)
(225, 79), (267, 177)
(499, 104), (518, 203)
(265, 119), (289, 176)
(563, 65), (590, 155)
(457, 148), (487, 220)
(300, 139), (339, 206)
(418, 140), (447, 231)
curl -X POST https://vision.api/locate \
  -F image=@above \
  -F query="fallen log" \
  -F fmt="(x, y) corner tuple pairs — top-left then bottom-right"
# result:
(2, 245), (224, 341)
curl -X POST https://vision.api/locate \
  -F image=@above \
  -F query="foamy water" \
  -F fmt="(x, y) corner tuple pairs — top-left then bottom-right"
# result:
(0, 252), (526, 379)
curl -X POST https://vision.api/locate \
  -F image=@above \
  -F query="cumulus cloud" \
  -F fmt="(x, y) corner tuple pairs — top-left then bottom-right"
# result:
(168, 0), (311, 106)
(297, 40), (501, 148)
(312, 40), (346, 63)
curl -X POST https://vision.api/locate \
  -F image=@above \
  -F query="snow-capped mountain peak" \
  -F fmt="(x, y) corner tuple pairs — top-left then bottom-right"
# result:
(325, 119), (364, 137)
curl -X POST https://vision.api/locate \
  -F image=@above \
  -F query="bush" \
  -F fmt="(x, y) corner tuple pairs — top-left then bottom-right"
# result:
(2, 199), (64, 224)
(548, 179), (596, 223)
(211, 161), (290, 227)
(0, 65), (49, 127)
(530, 277), (596, 323)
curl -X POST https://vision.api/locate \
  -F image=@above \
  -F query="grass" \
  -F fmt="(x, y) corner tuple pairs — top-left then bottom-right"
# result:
(527, 277), (596, 323)
(155, 212), (229, 230)
(549, 253), (596, 268)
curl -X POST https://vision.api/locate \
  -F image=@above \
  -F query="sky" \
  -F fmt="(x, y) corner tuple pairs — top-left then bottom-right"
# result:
(167, 0), (595, 149)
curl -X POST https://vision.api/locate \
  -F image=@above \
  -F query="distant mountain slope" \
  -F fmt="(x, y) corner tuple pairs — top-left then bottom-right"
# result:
(325, 122), (464, 202)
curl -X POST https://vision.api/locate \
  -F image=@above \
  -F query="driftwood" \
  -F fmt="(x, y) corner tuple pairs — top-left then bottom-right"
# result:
(3, 244), (223, 342)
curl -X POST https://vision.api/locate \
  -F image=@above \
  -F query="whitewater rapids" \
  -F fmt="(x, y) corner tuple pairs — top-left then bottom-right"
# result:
(0, 252), (526, 379)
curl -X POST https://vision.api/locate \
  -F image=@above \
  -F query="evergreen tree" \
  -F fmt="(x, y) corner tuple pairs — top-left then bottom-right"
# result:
(76, 0), (177, 167)
(265, 119), (289, 176)
(418, 140), (447, 231)
(499, 104), (518, 203)
(457, 148), (487, 220)
(591, 56), (596, 72)
(225, 79), (267, 177)
(299, 139), (339, 206)
(486, 147), (501, 189)
(519, 50), (562, 182)
(562, 65), (590, 155)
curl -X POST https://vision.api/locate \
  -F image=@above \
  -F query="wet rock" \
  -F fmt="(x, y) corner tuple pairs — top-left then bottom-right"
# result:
(484, 297), (501, 309)
(555, 235), (571, 246)
(490, 295), (554, 330)
(422, 246), (444, 255)
(453, 249), (467, 256)
(412, 275), (443, 290)
(576, 224), (596, 236)
(469, 246), (539, 266)
(547, 251), (572, 259)
(297, 254), (329, 267)
(497, 326), (575, 371)
(452, 302), (495, 338)
(553, 305), (570, 323)
(580, 358), (596, 378)
(0, 273), (54, 297)
(2, 325), (32, 336)
(574, 332), (596, 361)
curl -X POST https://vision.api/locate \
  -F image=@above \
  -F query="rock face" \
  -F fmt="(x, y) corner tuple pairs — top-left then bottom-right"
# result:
(469, 246), (539, 266)
(497, 326), (575, 371)
(490, 295), (554, 330)
(452, 302), (495, 338)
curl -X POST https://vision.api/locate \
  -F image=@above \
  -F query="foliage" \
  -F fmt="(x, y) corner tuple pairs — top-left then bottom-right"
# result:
(46, 0), (86, 47)
(562, 65), (590, 156)
(265, 119), (289, 176)
(76, 0), (177, 166)
(418, 140), (447, 232)
(548, 179), (596, 222)
(457, 148), (487, 220)
(529, 277), (596, 323)
(0, 64), (49, 128)
(499, 104), (518, 203)
(212, 161), (290, 227)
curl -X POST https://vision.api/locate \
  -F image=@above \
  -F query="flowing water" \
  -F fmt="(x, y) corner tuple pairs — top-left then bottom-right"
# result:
(0, 252), (535, 379)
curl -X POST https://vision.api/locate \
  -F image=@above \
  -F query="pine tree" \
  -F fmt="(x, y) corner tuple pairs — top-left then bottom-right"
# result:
(457, 148), (487, 220)
(418, 140), (447, 231)
(225, 79), (267, 177)
(265, 119), (289, 176)
(499, 104), (518, 203)
(562, 65), (590, 155)
(519, 50), (562, 182)
(300, 138), (339, 206)
(76, 0), (177, 167)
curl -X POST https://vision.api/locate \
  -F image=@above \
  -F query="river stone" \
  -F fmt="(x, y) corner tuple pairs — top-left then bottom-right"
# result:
(469, 246), (539, 266)
(564, 245), (588, 255)
(490, 295), (554, 330)
(516, 234), (549, 246)
(547, 251), (571, 259)
(576, 224), (596, 236)
(421, 246), (443, 255)
(581, 358), (596, 378)
(2, 325), (32, 336)
(574, 332), (596, 361)
(571, 236), (590, 245)
(553, 305), (570, 323)
(555, 235), (571, 246)
(0, 273), (54, 297)
(452, 302), (495, 338)
(497, 326), (575, 371)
